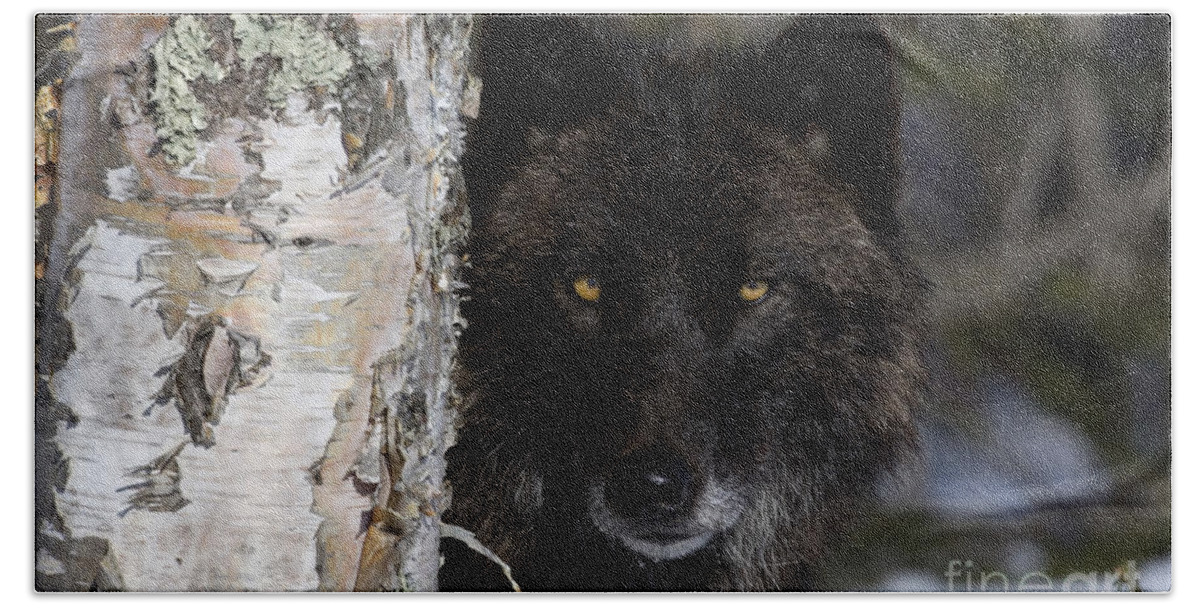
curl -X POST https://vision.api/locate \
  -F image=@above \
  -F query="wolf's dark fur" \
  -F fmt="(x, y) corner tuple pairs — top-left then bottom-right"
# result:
(441, 16), (922, 591)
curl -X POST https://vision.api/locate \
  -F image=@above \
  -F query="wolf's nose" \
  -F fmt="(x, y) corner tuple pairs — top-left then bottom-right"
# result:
(605, 447), (696, 521)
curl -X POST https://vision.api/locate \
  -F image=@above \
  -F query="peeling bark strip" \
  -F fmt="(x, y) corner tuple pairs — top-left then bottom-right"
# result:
(38, 14), (472, 591)
(35, 81), (60, 211)
(351, 15), (473, 593)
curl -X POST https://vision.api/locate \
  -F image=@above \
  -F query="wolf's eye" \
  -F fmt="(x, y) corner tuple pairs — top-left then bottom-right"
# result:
(573, 276), (601, 302)
(739, 280), (769, 303)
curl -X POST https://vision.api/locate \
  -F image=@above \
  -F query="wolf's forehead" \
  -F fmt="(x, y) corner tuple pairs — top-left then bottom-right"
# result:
(544, 196), (769, 262)
(584, 223), (749, 273)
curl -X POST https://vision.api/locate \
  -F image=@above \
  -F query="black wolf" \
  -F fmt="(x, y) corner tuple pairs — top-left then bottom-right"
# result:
(442, 16), (922, 591)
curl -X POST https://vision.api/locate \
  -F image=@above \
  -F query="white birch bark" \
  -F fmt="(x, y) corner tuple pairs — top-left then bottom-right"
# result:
(36, 14), (472, 591)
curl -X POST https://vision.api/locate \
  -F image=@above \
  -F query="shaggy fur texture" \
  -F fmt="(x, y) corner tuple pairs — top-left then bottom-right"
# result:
(441, 17), (922, 591)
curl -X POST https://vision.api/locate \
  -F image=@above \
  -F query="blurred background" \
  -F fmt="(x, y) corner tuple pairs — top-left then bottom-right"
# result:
(823, 14), (1170, 592)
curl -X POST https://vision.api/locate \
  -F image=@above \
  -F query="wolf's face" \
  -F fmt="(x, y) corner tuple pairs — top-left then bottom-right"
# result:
(448, 113), (920, 590)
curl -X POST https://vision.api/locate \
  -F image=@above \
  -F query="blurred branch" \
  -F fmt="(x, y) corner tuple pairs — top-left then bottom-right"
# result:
(914, 19), (1169, 323)
(921, 150), (1167, 321)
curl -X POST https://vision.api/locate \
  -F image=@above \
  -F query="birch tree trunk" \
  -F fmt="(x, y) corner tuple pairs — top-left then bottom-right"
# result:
(35, 14), (473, 592)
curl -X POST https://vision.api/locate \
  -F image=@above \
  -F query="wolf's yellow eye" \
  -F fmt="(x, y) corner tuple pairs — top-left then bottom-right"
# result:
(739, 280), (769, 302)
(574, 276), (601, 302)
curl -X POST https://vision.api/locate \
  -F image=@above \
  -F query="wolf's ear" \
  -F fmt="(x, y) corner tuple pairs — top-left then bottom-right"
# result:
(463, 16), (631, 221)
(731, 17), (901, 253)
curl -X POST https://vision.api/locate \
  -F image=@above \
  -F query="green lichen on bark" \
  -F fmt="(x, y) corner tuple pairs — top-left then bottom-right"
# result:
(147, 15), (354, 167)
(149, 16), (227, 166)
(231, 15), (353, 108)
